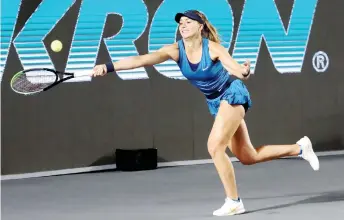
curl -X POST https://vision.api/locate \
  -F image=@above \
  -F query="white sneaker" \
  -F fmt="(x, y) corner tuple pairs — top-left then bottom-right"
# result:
(297, 136), (320, 171)
(213, 198), (245, 216)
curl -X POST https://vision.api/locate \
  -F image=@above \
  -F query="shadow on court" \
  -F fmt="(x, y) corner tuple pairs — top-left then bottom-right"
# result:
(245, 190), (344, 214)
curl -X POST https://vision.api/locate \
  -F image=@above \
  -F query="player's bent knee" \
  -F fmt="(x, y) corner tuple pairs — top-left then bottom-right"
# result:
(237, 155), (257, 165)
(207, 138), (227, 158)
(240, 159), (256, 165)
(208, 145), (225, 158)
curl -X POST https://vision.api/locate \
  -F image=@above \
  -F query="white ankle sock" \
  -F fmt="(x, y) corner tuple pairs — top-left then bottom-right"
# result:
(227, 197), (240, 202)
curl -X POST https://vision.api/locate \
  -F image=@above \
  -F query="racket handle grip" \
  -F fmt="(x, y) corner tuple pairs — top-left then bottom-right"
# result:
(74, 70), (92, 77)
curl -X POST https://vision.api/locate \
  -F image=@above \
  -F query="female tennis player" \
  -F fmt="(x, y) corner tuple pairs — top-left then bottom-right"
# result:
(91, 10), (319, 216)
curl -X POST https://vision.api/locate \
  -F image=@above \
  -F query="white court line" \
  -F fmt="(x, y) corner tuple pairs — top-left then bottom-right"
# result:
(2, 150), (344, 181)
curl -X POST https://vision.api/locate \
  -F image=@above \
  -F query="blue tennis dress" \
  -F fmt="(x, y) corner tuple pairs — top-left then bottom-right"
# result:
(177, 38), (252, 117)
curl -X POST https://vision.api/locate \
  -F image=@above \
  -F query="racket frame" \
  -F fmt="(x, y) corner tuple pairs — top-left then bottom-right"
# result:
(10, 68), (76, 95)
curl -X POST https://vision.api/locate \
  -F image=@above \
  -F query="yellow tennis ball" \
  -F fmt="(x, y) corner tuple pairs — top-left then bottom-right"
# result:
(51, 40), (63, 52)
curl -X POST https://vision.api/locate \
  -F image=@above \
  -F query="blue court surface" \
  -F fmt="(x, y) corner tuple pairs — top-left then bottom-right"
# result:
(2, 154), (344, 220)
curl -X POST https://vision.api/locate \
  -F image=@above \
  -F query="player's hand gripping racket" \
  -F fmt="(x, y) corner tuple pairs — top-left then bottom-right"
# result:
(242, 59), (251, 78)
(10, 68), (91, 95)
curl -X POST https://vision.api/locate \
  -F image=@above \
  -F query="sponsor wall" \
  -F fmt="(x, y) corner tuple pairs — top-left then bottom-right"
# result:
(1, 0), (343, 175)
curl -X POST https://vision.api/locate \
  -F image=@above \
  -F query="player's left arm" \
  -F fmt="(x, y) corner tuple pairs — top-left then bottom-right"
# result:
(209, 41), (251, 79)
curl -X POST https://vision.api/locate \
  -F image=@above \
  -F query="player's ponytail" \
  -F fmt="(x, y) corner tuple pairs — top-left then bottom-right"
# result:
(196, 11), (221, 43)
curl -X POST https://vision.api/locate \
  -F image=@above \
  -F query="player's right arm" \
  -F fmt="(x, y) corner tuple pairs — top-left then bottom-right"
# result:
(91, 44), (178, 77)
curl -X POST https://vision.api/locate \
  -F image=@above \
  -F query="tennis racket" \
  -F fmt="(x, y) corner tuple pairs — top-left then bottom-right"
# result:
(10, 68), (91, 95)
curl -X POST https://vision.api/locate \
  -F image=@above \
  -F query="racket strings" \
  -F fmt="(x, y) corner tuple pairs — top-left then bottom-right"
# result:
(11, 72), (57, 93)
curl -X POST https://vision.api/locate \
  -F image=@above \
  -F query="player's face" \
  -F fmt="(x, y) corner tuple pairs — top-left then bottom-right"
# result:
(178, 17), (203, 39)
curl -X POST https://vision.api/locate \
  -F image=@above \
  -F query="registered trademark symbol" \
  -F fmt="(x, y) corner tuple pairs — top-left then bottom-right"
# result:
(312, 51), (329, 72)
